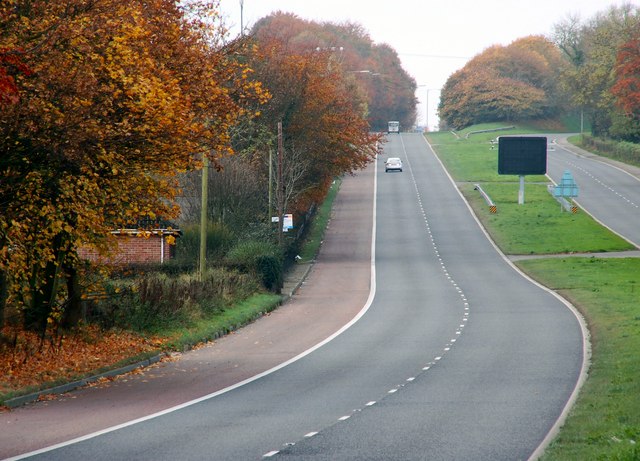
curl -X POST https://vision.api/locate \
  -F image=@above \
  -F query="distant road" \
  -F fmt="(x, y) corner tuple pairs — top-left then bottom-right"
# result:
(549, 135), (640, 248)
(8, 133), (587, 461)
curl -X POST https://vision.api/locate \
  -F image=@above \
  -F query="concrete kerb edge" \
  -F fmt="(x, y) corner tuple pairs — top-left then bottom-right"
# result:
(3, 261), (316, 409)
(282, 262), (314, 300)
(4, 354), (166, 409)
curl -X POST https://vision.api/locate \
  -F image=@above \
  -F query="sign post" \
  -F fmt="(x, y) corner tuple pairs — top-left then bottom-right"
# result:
(498, 136), (548, 204)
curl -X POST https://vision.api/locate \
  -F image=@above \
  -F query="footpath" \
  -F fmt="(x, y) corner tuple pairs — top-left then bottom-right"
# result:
(0, 163), (375, 460)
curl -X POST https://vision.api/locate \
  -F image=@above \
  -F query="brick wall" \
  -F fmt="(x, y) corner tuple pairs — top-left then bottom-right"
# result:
(78, 231), (177, 265)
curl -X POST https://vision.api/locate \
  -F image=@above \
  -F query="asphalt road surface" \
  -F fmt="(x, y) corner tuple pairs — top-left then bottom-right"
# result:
(3, 133), (587, 461)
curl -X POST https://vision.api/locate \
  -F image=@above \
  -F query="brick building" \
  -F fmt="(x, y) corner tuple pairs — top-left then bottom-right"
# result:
(78, 227), (181, 265)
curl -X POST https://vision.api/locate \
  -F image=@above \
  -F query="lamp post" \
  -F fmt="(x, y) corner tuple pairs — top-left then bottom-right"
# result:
(417, 86), (441, 131)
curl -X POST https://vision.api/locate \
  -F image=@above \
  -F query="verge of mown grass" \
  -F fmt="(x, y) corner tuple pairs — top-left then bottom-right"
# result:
(160, 293), (282, 350)
(428, 125), (633, 255)
(427, 124), (640, 460)
(518, 258), (640, 461)
(297, 177), (342, 263)
(428, 124), (549, 183)
(460, 182), (633, 255)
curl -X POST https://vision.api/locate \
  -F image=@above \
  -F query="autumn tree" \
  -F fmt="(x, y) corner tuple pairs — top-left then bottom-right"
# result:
(178, 13), (391, 269)
(553, 4), (640, 137)
(438, 36), (564, 130)
(250, 13), (417, 132)
(242, 24), (381, 220)
(0, 0), (265, 335)
(612, 32), (640, 115)
(610, 28), (640, 141)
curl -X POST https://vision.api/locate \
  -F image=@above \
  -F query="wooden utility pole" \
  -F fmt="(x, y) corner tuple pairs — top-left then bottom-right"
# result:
(277, 121), (284, 246)
(268, 147), (273, 222)
(199, 155), (208, 279)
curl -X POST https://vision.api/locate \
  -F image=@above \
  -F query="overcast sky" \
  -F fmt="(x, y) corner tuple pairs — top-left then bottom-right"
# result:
(219, 0), (636, 129)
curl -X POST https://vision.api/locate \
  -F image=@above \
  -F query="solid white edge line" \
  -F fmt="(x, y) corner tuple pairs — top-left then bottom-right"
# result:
(6, 160), (379, 461)
(419, 134), (591, 461)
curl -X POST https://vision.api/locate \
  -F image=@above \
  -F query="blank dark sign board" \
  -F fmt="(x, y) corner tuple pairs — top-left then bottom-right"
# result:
(498, 136), (547, 175)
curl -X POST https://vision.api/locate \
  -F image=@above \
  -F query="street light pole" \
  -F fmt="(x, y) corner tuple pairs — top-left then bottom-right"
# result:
(426, 90), (430, 131)
(418, 87), (441, 132)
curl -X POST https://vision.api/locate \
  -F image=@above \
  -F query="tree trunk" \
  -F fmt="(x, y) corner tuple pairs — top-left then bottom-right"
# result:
(0, 234), (6, 328)
(24, 235), (64, 337)
(0, 269), (7, 329)
(61, 264), (83, 328)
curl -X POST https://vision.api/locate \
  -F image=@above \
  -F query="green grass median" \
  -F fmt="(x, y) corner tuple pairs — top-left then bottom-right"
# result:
(521, 258), (640, 461)
(427, 125), (640, 460)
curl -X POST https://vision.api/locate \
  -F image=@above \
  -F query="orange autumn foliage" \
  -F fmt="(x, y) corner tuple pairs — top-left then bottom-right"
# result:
(0, 0), (267, 333)
(439, 36), (565, 129)
(612, 33), (640, 116)
(0, 325), (161, 398)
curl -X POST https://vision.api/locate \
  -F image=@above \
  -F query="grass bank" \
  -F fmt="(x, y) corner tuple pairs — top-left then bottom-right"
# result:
(520, 258), (640, 460)
(298, 178), (342, 263)
(427, 124), (640, 460)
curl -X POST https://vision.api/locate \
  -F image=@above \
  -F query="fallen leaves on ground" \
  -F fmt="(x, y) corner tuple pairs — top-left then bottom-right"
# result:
(0, 325), (162, 399)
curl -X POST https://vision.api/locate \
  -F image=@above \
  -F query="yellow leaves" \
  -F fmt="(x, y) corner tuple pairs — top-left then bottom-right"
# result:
(137, 230), (152, 239)
(0, 325), (162, 393)
(2, 0), (260, 323)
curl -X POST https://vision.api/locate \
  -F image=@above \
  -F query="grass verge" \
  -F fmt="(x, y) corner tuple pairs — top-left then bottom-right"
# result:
(461, 182), (632, 255)
(520, 258), (640, 461)
(160, 293), (282, 350)
(427, 124), (640, 460)
(297, 177), (342, 262)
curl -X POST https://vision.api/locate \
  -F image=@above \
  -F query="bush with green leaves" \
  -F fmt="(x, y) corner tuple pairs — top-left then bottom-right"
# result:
(226, 240), (283, 292)
(89, 268), (259, 333)
(173, 222), (235, 269)
(581, 135), (640, 167)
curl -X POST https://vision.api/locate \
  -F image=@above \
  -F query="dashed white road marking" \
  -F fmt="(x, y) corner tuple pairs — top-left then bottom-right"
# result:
(267, 136), (477, 459)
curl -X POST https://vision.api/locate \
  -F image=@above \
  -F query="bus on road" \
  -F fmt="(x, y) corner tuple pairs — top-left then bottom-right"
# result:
(388, 121), (400, 134)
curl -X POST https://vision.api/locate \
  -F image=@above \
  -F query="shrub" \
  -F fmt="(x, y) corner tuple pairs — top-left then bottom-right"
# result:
(226, 240), (283, 292)
(256, 254), (283, 291)
(581, 135), (640, 167)
(174, 222), (235, 268)
(88, 268), (259, 333)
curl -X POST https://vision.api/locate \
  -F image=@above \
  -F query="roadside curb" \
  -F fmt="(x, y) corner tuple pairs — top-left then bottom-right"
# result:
(282, 261), (313, 299)
(3, 261), (316, 410)
(4, 354), (166, 409)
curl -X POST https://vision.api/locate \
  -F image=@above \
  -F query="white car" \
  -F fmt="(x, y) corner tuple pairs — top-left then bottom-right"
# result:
(385, 157), (403, 172)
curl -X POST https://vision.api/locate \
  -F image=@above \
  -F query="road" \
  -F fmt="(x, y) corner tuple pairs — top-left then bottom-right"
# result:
(4, 133), (587, 460)
(549, 135), (640, 248)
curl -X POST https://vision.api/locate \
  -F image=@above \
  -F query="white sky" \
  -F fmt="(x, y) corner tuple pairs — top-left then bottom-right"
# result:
(219, 0), (637, 129)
